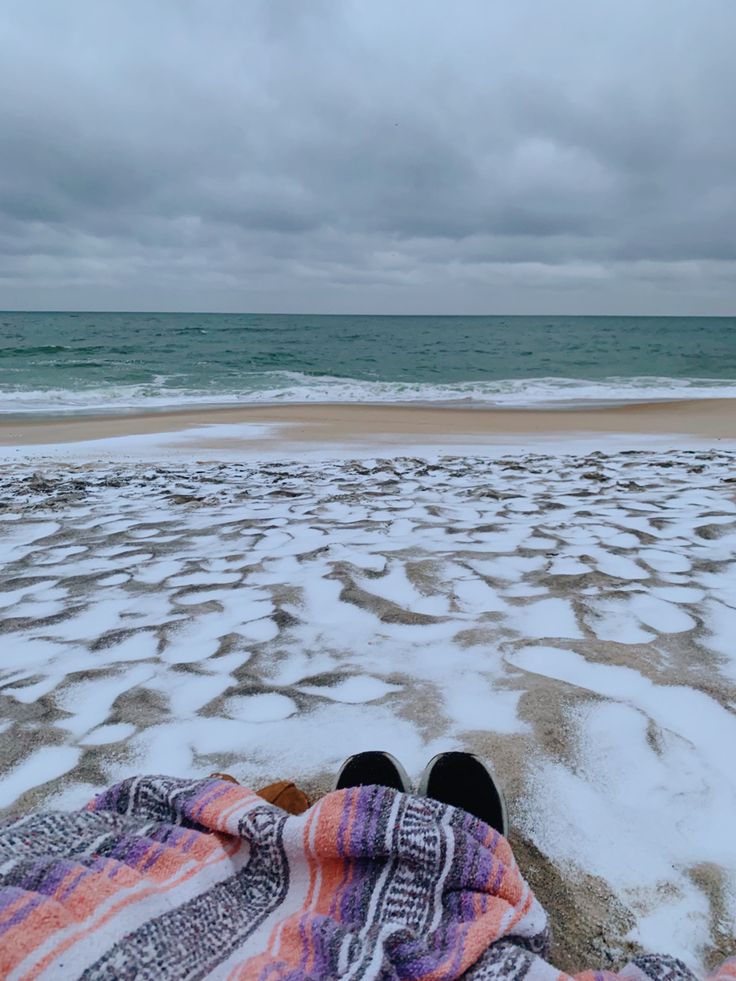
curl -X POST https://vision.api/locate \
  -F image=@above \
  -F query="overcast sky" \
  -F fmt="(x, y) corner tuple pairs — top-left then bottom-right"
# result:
(1, 1), (735, 315)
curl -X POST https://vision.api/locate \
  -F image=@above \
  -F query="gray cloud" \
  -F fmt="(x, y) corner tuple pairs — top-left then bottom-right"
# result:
(1, 0), (735, 313)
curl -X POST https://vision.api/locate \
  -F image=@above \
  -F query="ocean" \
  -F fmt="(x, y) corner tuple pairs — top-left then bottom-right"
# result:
(1, 311), (736, 415)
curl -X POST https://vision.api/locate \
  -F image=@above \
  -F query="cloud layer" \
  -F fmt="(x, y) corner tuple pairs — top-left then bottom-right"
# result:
(1, 0), (735, 313)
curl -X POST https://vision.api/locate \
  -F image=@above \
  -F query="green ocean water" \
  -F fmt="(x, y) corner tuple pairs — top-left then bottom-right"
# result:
(1, 312), (735, 414)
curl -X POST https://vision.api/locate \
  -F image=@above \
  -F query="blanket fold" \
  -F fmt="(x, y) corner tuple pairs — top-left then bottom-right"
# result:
(0, 775), (730, 980)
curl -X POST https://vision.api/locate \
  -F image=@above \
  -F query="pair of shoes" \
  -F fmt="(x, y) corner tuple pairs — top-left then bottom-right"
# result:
(334, 750), (508, 835)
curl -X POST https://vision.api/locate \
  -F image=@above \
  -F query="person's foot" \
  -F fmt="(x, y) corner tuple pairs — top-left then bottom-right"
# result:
(334, 751), (412, 793)
(418, 752), (508, 834)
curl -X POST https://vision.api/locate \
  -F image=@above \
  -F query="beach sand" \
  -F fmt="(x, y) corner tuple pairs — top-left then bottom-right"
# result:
(1, 406), (735, 970)
(1, 396), (736, 447)
(1, 446), (735, 969)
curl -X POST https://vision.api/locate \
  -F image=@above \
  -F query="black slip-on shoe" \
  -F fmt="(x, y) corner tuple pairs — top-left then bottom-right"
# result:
(334, 751), (412, 793)
(418, 751), (508, 835)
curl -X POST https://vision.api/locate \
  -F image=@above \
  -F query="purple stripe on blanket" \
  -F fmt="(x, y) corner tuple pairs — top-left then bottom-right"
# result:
(0, 891), (43, 935)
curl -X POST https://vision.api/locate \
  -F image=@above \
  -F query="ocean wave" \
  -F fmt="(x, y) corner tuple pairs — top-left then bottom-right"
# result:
(1, 374), (736, 415)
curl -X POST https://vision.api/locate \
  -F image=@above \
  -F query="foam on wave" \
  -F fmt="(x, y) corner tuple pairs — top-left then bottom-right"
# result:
(1, 373), (736, 414)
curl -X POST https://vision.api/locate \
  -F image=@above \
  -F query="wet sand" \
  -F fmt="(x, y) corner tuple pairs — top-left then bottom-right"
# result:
(1, 397), (736, 445)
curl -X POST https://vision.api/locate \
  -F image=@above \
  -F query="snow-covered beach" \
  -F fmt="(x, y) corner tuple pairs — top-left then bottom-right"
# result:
(1, 431), (735, 971)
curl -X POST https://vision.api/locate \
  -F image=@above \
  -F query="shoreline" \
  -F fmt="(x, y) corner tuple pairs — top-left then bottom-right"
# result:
(1, 397), (736, 446)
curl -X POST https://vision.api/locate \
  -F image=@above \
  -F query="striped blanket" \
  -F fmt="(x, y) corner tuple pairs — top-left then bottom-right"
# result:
(0, 775), (732, 980)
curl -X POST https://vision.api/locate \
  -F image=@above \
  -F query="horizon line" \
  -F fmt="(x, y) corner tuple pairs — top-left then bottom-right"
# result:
(2, 310), (735, 319)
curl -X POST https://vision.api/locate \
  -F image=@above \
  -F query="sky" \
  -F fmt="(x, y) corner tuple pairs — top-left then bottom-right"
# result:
(0, 0), (735, 315)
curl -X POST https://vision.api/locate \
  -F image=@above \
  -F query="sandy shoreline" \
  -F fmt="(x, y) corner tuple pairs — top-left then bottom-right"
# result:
(1, 397), (736, 445)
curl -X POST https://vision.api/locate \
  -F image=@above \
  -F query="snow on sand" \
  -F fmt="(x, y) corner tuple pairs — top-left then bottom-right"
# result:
(0, 450), (735, 970)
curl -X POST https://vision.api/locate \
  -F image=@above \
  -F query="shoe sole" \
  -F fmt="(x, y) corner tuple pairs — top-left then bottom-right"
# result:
(418, 751), (509, 836)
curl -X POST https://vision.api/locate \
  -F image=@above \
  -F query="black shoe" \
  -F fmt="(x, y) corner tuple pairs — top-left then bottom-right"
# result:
(334, 751), (411, 793)
(418, 752), (508, 834)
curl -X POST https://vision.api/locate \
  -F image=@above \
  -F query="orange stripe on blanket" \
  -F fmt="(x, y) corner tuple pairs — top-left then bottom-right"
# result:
(2, 861), (144, 972)
(314, 789), (360, 918)
(191, 785), (262, 835)
(49, 867), (87, 905)
(228, 805), (320, 981)
(505, 883), (535, 936)
(20, 834), (242, 980)
(286, 789), (358, 861)
(229, 803), (328, 980)
(0, 893), (42, 931)
(421, 905), (531, 981)
(231, 913), (321, 981)
(301, 801), (324, 978)
(314, 856), (352, 918)
(302, 803), (321, 911)
(710, 961), (736, 981)
(0, 895), (75, 978)
(124, 828), (224, 880)
(484, 844), (524, 909)
(216, 788), (264, 833)
(575, 972), (620, 981)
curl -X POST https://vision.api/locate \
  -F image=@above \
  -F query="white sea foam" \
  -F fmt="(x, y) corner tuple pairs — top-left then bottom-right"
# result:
(2, 373), (736, 414)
